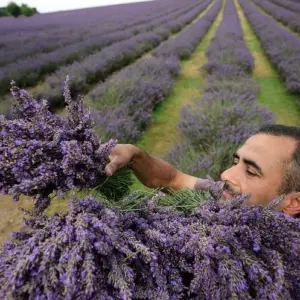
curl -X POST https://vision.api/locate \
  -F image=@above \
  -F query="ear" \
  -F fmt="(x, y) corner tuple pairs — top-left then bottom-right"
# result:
(282, 192), (300, 217)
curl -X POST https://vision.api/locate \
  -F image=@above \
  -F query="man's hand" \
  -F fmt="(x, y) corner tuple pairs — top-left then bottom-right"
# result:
(105, 144), (137, 176)
(105, 144), (198, 190)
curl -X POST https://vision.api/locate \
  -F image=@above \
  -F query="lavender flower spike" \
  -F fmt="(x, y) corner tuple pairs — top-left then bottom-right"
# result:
(0, 78), (116, 214)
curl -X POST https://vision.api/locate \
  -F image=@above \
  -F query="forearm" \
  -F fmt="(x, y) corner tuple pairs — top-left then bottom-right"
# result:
(130, 146), (198, 190)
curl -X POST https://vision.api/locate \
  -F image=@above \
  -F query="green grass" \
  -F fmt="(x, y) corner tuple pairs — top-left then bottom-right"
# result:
(236, 0), (300, 126)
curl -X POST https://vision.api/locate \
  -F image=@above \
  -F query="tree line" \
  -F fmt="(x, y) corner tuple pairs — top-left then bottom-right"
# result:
(0, 2), (38, 17)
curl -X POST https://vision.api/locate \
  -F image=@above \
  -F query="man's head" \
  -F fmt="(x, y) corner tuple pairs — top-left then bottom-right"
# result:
(220, 124), (300, 216)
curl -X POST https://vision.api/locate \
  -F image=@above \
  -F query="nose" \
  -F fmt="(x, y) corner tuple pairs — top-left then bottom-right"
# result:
(221, 165), (239, 187)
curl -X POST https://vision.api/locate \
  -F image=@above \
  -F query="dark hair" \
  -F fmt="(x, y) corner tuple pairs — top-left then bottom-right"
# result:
(257, 124), (300, 194)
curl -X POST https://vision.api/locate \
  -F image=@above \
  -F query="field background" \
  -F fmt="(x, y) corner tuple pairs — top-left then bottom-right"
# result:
(1, 0), (300, 244)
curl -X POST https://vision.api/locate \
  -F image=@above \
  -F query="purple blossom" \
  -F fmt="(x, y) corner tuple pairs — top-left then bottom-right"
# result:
(0, 77), (116, 213)
(1, 193), (300, 299)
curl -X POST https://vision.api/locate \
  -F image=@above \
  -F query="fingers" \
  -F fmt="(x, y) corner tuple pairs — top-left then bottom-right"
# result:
(105, 162), (117, 177)
(105, 144), (132, 176)
(105, 155), (125, 176)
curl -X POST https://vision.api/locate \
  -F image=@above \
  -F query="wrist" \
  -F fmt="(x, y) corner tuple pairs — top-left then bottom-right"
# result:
(130, 145), (143, 161)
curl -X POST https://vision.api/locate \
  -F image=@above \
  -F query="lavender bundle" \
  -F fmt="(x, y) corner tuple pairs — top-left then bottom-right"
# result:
(1, 193), (300, 299)
(0, 77), (116, 214)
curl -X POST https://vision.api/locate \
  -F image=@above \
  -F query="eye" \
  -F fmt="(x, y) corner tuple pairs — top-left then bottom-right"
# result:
(246, 170), (257, 177)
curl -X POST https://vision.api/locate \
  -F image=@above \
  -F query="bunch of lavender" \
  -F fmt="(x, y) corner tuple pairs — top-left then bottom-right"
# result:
(0, 195), (151, 300)
(1, 192), (300, 299)
(0, 77), (116, 214)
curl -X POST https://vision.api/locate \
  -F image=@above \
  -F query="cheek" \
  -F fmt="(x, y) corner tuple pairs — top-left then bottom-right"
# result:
(246, 180), (279, 206)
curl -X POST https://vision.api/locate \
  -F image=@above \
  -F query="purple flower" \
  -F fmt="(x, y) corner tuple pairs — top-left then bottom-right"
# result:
(0, 78), (116, 214)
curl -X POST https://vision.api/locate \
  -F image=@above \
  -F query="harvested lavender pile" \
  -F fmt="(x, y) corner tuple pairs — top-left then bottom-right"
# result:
(1, 81), (300, 299)
(0, 77), (116, 214)
(1, 193), (300, 299)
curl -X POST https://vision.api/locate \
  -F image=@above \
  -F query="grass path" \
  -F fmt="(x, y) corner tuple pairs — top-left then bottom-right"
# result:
(236, 0), (300, 126)
(136, 1), (224, 157)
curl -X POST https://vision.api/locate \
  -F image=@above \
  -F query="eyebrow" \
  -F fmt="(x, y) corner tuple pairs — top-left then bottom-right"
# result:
(233, 153), (264, 176)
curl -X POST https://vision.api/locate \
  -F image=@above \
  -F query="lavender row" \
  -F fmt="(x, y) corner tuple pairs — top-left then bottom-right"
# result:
(0, 2), (204, 97)
(267, 0), (300, 14)
(90, 57), (180, 142)
(0, 1), (197, 66)
(0, 0), (188, 47)
(167, 0), (273, 180)
(0, 1), (197, 70)
(32, 0), (212, 109)
(152, 0), (221, 60)
(240, 0), (300, 94)
(88, 0), (221, 143)
(252, 0), (300, 32)
(0, 0), (187, 35)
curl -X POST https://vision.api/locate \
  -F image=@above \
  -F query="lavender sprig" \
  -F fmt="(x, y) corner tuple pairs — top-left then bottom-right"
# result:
(0, 77), (116, 214)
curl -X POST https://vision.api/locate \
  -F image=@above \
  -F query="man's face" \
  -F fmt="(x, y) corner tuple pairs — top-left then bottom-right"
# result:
(220, 134), (296, 206)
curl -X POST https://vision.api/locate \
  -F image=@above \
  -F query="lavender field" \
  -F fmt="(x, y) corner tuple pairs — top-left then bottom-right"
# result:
(0, 0), (299, 219)
(0, 0), (299, 203)
(1, 0), (300, 297)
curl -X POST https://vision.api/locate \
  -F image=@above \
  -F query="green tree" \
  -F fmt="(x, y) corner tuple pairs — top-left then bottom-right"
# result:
(0, 7), (9, 17)
(21, 3), (35, 17)
(6, 2), (21, 18)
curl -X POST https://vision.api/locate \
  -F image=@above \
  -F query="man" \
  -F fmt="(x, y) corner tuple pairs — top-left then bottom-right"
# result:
(105, 124), (300, 217)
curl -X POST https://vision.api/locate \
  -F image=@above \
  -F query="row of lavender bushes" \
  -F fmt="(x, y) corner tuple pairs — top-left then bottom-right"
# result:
(0, 0), (197, 49)
(0, 0), (205, 97)
(267, 0), (300, 14)
(26, 0), (212, 110)
(0, 0), (195, 66)
(240, 0), (300, 96)
(89, 0), (222, 143)
(166, 0), (274, 180)
(252, 0), (300, 32)
(0, 0), (188, 35)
